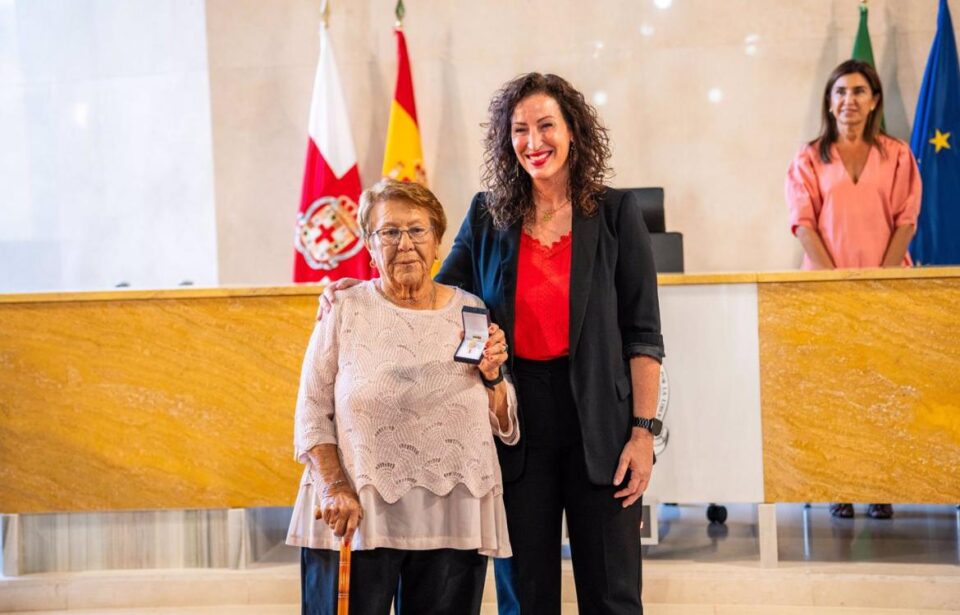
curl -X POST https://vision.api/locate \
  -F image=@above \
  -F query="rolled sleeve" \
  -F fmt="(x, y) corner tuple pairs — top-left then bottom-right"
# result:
(623, 341), (665, 362)
(615, 190), (665, 363)
(891, 143), (922, 228)
(785, 146), (822, 236)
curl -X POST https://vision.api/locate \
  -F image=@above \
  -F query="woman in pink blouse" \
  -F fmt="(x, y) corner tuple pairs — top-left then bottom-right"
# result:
(785, 59), (921, 271)
(286, 179), (519, 614)
(784, 59), (921, 520)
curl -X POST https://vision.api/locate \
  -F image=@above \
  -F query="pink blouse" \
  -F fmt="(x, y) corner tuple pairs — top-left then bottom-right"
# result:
(784, 134), (922, 269)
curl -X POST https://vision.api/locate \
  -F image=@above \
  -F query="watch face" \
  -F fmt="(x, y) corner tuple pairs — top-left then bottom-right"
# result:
(650, 418), (663, 436)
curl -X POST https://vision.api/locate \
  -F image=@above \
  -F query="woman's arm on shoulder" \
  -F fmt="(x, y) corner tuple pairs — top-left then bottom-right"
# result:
(436, 193), (484, 293)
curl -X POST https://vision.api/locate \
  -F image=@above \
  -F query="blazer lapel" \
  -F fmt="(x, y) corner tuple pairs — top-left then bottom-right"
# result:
(569, 205), (599, 358)
(499, 221), (522, 352)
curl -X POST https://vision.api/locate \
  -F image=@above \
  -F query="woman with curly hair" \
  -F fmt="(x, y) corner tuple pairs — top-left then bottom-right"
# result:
(321, 73), (662, 613)
(442, 71), (662, 615)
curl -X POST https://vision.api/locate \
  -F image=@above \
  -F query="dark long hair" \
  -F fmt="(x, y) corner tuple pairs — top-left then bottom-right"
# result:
(813, 59), (886, 163)
(481, 73), (612, 229)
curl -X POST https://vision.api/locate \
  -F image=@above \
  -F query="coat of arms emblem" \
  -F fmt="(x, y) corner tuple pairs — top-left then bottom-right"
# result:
(295, 195), (364, 270)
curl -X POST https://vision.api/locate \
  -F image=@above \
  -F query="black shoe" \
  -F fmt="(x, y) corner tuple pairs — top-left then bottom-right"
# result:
(867, 504), (894, 519)
(830, 503), (854, 518)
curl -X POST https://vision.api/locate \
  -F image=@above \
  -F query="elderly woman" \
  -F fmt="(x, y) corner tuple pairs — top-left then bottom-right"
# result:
(286, 178), (518, 615)
(322, 73), (664, 615)
(785, 59), (921, 520)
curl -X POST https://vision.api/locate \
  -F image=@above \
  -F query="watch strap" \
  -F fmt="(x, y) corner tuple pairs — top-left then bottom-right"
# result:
(480, 367), (504, 389)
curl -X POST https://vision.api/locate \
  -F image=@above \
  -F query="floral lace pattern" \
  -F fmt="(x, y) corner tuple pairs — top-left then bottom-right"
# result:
(294, 283), (517, 504)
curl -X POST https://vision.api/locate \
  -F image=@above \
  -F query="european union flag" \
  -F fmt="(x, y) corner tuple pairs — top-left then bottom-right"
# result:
(910, 0), (960, 265)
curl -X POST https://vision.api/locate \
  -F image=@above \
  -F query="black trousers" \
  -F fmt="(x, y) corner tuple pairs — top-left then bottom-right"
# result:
(497, 357), (643, 615)
(301, 546), (487, 615)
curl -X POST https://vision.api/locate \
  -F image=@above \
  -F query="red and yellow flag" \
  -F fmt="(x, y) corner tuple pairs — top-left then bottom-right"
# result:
(382, 23), (426, 185)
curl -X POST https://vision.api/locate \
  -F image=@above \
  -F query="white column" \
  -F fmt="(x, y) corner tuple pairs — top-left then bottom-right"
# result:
(758, 503), (778, 568)
(1, 514), (21, 577)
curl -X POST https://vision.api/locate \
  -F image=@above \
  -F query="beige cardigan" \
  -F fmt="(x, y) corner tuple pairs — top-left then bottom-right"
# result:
(285, 283), (518, 557)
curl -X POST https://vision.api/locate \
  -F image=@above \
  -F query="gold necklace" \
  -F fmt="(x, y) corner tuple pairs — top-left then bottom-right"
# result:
(537, 200), (570, 223)
(377, 279), (437, 309)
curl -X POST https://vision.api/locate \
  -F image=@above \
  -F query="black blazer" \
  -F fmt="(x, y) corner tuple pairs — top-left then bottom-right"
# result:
(437, 188), (664, 485)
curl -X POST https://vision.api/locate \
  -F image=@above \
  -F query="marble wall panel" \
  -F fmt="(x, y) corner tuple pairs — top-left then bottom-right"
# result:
(759, 277), (960, 503)
(0, 292), (318, 513)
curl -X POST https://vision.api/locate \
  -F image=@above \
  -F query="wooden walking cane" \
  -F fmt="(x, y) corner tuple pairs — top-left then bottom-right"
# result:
(314, 499), (352, 614)
(337, 537), (351, 614)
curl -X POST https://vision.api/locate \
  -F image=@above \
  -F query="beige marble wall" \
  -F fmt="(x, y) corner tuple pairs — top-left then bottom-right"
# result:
(0, 289), (315, 514)
(205, 0), (954, 283)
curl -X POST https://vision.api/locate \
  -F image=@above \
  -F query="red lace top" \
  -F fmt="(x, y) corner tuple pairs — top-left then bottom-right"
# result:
(514, 231), (572, 360)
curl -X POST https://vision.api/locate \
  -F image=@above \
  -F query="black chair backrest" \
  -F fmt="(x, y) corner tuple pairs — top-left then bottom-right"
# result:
(626, 187), (665, 233)
(650, 233), (684, 273)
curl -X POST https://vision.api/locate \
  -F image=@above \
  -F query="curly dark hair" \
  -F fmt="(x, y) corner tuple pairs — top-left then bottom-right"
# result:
(813, 59), (887, 163)
(481, 73), (612, 229)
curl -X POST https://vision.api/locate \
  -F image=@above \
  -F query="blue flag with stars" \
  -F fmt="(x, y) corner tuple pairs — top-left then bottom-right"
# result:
(910, 0), (960, 265)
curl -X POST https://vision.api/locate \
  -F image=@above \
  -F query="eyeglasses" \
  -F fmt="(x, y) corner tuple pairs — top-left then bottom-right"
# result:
(371, 226), (433, 245)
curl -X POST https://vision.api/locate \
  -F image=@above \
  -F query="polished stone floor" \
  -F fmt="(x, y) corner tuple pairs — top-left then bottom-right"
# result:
(249, 502), (960, 567)
(646, 503), (960, 565)
(4, 504), (958, 614)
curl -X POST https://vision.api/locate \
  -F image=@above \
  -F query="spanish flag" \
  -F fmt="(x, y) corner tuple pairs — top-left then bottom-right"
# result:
(382, 22), (426, 185)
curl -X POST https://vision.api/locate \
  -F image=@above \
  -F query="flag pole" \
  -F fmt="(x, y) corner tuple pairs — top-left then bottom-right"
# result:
(320, 0), (330, 29)
(395, 0), (405, 28)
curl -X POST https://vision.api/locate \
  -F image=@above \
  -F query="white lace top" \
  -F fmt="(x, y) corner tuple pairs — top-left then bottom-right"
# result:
(285, 282), (518, 557)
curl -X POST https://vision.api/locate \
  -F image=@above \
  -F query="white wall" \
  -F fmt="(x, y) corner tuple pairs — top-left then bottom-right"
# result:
(207, 0), (954, 284)
(1, 1), (954, 292)
(0, 0), (218, 293)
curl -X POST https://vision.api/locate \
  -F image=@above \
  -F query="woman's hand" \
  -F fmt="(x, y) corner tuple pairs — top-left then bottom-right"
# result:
(315, 483), (364, 543)
(477, 323), (512, 434)
(612, 431), (654, 508)
(795, 226), (836, 270)
(478, 323), (508, 380)
(316, 278), (362, 322)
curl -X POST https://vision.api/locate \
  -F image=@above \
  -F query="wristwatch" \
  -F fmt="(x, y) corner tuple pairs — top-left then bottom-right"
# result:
(480, 367), (504, 389)
(631, 416), (663, 436)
